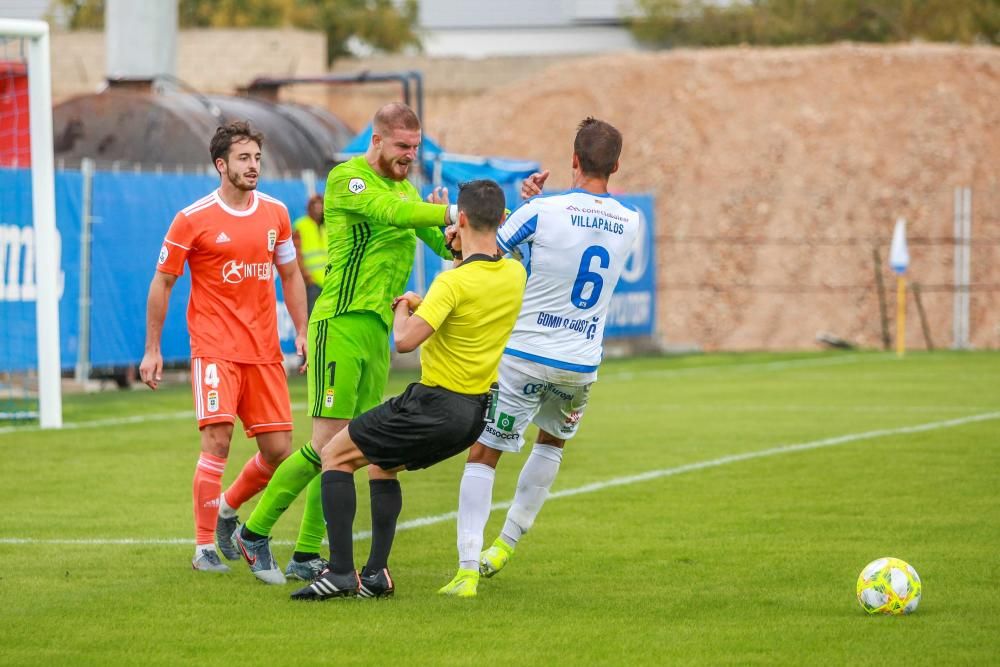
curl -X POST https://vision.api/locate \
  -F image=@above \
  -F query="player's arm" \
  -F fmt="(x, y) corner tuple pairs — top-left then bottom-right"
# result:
(392, 292), (435, 353)
(291, 226), (312, 286)
(520, 170), (549, 199)
(416, 225), (453, 260)
(394, 274), (457, 352)
(415, 185), (456, 260)
(275, 232), (308, 366)
(140, 271), (177, 390)
(142, 214), (191, 390)
(497, 199), (539, 257)
(326, 169), (453, 229)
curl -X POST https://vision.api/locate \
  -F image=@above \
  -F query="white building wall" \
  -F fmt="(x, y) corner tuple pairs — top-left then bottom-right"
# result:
(416, 0), (640, 56)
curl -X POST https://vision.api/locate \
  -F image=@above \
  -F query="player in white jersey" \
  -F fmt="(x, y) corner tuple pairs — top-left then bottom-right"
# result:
(440, 118), (641, 597)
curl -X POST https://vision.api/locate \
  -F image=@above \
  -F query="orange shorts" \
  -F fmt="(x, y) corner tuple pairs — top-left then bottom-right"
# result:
(190, 358), (292, 438)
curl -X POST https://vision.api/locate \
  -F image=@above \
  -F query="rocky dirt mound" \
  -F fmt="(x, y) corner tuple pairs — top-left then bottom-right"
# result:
(444, 44), (1000, 350)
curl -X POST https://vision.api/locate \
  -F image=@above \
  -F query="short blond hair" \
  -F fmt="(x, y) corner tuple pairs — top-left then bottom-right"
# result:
(373, 103), (421, 135)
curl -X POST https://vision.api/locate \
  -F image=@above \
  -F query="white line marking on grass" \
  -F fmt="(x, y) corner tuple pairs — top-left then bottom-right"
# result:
(602, 353), (869, 381)
(0, 356), (868, 437)
(0, 403), (308, 436)
(3, 411), (996, 546)
(615, 404), (995, 414)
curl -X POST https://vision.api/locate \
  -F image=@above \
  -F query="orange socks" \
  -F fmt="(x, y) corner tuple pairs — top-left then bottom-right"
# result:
(222, 452), (277, 511)
(193, 452), (226, 546)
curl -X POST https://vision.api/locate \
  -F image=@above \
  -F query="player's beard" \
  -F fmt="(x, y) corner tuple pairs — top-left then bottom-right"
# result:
(226, 167), (258, 191)
(377, 153), (410, 181)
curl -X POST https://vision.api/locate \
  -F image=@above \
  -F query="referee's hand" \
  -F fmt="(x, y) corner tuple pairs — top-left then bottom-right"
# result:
(392, 291), (423, 313)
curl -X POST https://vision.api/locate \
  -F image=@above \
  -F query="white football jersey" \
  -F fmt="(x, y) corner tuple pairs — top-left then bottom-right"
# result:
(497, 189), (642, 377)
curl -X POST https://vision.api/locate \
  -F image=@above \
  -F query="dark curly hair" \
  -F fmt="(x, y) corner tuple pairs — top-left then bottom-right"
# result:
(209, 120), (264, 166)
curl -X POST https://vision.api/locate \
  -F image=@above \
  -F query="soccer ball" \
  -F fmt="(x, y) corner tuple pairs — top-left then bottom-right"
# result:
(856, 557), (922, 615)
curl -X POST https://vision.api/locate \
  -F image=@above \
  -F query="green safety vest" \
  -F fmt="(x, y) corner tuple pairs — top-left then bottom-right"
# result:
(294, 215), (327, 284)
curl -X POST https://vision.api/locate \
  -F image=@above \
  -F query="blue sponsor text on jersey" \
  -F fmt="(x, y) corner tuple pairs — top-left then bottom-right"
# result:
(570, 213), (625, 235)
(537, 311), (599, 341)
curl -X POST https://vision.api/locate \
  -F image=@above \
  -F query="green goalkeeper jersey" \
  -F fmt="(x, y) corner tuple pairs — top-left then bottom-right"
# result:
(311, 156), (452, 328)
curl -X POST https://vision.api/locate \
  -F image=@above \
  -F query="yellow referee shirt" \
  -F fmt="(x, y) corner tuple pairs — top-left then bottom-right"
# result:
(414, 254), (527, 395)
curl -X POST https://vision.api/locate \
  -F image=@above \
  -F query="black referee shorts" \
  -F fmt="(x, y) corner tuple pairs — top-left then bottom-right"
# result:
(348, 382), (489, 471)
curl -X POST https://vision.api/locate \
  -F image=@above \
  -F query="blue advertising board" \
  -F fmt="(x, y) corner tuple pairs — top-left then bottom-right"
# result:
(0, 168), (655, 373)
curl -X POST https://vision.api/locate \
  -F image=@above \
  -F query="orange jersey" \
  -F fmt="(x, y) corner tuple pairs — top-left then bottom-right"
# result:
(157, 189), (294, 363)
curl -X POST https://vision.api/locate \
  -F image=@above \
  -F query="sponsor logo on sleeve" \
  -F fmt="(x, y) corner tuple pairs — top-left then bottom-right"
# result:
(348, 178), (366, 194)
(158, 245), (168, 264)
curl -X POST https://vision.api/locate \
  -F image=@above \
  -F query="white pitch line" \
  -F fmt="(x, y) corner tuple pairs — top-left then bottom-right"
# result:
(0, 403), (307, 436)
(2, 410), (996, 546)
(601, 353), (868, 381)
(0, 356), (868, 437)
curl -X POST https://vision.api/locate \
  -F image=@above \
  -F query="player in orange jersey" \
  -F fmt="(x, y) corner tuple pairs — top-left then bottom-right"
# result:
(139, 120), (308, 573)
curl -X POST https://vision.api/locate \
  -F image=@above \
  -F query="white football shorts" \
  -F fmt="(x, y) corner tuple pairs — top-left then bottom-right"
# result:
(479, 356), (592, 453)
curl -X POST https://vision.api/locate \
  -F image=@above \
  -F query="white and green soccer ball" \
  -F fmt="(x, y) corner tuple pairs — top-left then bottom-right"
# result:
(856, 557), (922, 615)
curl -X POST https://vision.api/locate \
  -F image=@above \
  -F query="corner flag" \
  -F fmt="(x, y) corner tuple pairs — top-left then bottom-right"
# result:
(889, 218), (909, 357)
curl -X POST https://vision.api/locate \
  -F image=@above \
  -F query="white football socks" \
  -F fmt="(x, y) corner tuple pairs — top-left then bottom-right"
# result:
(501, 444), (564, 548)
(457, 463), (496, 570)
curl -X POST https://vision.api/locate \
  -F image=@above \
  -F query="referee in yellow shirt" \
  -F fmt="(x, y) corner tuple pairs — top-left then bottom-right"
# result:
(291, 179), (527, 601)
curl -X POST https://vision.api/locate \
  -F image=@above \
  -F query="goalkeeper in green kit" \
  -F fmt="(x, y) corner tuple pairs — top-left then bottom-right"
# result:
(221, 103), (456, 585)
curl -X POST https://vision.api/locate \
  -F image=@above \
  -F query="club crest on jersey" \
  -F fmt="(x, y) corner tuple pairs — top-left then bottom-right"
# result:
(267, 229), (277, 251)
(325, 388), (335, 408)
(348, 178), (366, 194)
(158, 245), (168, 264)
(207, 390), (219, 413)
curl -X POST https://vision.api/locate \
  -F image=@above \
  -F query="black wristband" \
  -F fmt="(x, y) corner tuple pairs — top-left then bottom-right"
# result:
(444, 228), (462, 259)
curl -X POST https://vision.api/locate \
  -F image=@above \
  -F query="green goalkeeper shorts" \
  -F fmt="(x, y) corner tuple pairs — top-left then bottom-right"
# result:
(307, 311), (389, 420)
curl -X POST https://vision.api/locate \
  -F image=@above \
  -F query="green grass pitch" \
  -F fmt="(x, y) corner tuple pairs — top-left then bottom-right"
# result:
(1, 351), (998, 665)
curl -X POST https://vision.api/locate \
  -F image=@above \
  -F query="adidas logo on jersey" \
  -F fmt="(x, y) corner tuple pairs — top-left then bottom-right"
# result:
(216, 231), (232, 244)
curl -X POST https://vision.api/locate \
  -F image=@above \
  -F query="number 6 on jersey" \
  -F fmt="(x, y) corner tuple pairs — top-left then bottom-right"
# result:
(571, 245), (610, 309)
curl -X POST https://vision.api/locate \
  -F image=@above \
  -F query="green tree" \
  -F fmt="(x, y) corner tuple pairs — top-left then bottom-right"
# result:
(49, 0), (421, 62)
(50, 0), (104, 29)
(629, 0), (999, 47)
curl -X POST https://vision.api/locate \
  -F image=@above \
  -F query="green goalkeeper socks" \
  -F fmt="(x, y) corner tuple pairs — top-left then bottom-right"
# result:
(244, 442), (321, 537)
(293, 472), (327, 555)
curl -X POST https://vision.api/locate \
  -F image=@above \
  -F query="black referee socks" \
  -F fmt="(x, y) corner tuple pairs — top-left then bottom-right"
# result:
(365, 479), (403, 575)
(321, 470), (356, 575)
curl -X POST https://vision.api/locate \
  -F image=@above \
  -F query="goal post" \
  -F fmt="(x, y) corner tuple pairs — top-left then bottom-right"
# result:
(0, 18), (62, 428)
